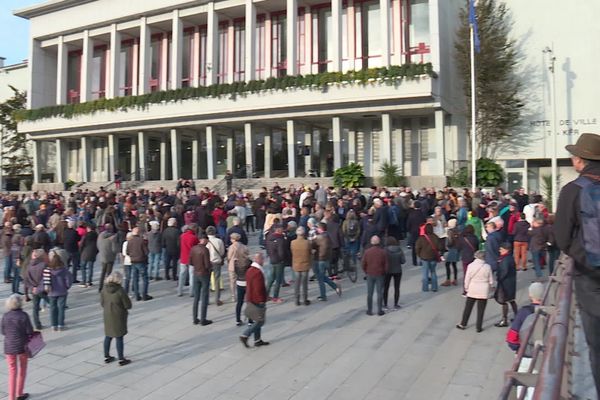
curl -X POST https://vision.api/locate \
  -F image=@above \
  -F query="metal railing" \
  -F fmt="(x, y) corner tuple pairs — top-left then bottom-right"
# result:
(498, 255), (575, 400)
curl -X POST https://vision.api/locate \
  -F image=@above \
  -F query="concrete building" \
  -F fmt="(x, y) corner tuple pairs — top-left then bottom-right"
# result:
(15, 0), (466, 190)
(0, 58), (29, 102)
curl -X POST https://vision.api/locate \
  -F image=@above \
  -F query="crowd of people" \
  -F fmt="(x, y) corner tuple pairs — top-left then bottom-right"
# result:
(0, 141), (595, 399)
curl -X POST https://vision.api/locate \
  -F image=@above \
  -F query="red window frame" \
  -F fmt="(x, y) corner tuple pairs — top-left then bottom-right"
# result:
(354, 0), (383, 69)
(255, 15), (266, 79)
(150, 33), (164, 92)
(198, 25), (208, 86)
(233, 18), (246, 82)
(402, 0), (430, 63)
(297, 7), (306, 69)
(67, 50), (82, 104)
(271, 10), (287, 77)
(181, 27), (195, 87)
(310, 3), (333, 72)
(217, 21), (229, 84)
(119, 38), (137, 96)
(91, 44), (108, 99)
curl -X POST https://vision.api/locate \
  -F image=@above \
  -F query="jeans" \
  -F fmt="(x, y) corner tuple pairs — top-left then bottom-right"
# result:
(531, 250), (544, 278)
(258, 229), (264, 247)
(344, 240), (360, 265)
(236, 285), (246, 322)
(245, 216), (255, 232)
(4, 254), (13, 281)
(266, 263), (284, 298)
(383, 272), (402, 307)
(242, 304), (265, 341)
(217, 224), (227, 240)
(294, 271), (309, 302)
(81, 261), (95, 284)
(148, 252), (161, 278)
(212, 262), (222, 302)
(366, 275), (384, 314)
(123, 265), (132, 294)
(178, 264), (194, 296)
(548, 247), (560, 275)
(192, 274), (210, 322)
(131, 263), (149, 298)
(104, 336), (124, 360)
(6, 353), (27, 400)
(49, 295), (67, 327)
(460, 297), (488, 331)
(67, 251), (80, 281)
(12, 268), (21, 294)
(421, 260), (438, 292)
(163, 253), (179, 279)
(32, 292), (48, 329)
(99, 262), (114, 291)
(316, 260), (337, 299)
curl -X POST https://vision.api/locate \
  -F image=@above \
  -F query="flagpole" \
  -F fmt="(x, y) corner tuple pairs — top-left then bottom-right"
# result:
(470, 23), (476, 192)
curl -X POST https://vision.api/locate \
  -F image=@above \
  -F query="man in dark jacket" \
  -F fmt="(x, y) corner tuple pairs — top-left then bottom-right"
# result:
(362, 236), (389, 316)
(127, 227), (152, 301)
(189, 235), (212, 326)
(161, 218), (180, 280)
(324, 212), (344, 279)
(265, 225), (287, 303)
(484, 221), (502, 272)
(312, 223), (341, 301)
(406, 202), (427, 266)
(372, 198), (389, 237)
(555, 133), (600, 398)
(63, 220), (81, 283)
(226, 217), (248, 247)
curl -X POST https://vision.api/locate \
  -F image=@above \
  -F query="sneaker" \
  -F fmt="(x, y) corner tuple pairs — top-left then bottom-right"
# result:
(57, 326), (65, 331)
(254, 340), (270, 347)
(239, 336), (249, 348)
(382, 306), (389, 312)
(316, 296), (327, 302)
(295, 300), (301, 306)
(78, 283), (87, 288)
(104, 356), (116, 364)
(394, 304), (402, 310)
(494, 320), (508, 327)
(143, 295), (153, 301)
(73, 280), (81, 284)
(118, 359), (131, 366)
(16, 393), (29, 400)
(52, 326), (58, 331)
(456, 324), (466, 330)
(200, 320), (213, 326)
(335, 284), (342, 297)
(236, 321), (244, 327)
(136, 295), (142, 301)
(440, 280), (451, 287)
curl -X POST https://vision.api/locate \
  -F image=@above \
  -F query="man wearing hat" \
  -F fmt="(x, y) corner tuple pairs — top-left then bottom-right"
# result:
(555, 133), (600, 397)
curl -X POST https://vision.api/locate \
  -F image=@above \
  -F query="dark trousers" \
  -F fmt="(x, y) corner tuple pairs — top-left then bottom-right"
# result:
(99, 262), (114, 291)
(11, 268), (21, 294)
(245, 216), (255, 232)
(329, 248), (341, 276)
(383, 272), (402, 307)
(192, 274), (210, 322)
(236, 285), (246, 323)
(266, 263), (284, 298)
(163, 253), (179, 280)
(104, 336), (124, 360)
(294, 271), (309, 302)
(366, 275), (384, 314)
(460, 297), (487, 330)
(575, 276), (600, 399)
(445, 262), (458, 281)
(67, 251), (80, 281)
(32, 292), (48, 330)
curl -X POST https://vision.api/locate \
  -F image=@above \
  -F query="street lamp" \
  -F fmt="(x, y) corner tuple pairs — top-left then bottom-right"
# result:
(543, 46), (558, 212)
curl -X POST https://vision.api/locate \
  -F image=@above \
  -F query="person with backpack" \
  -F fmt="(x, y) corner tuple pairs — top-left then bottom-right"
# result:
(555, 133), (600, 398)
(494, 243), (518, 327)
(441, 219), (460, 287)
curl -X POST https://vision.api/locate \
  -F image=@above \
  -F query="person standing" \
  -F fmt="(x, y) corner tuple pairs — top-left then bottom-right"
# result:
(441, 219), (460, 286)
(512, 213), (530, 271)
(178, 224), (199, 297)
(383, 236), (405, 310)
(225, 170), (233, 193)
(120, 233), (134, 295)
(456, 251), (495, 332)
(361, 236), (389, 316)
(415, 224), (444, 292)
(100, 271), (132, 366)
(228, 232), (249, 310)
(62, 221), (81, 284)
(312, 223), (342, 301)
(146, 221), (162, 281)
(239, 253), (269, 348)
(555, 133), (600, 398)
(97, 224), (119, 292)
(161, 218), (180, 281)
(265, 225), (287, 303)
(1, 294), (33, 400)
(494, 243), (518, 327)
(484, 221), (502, 272)
(79, 224), (98, 287)
(528, 218), (548, 279)
(291, 227), (312, 306)
(24, 249), (47, 331)
(206, 226), (226, 305)
(126, 227), (152, 301)
(189, 235), (213, 326)
(2, 222), (14, 284)
(47, 251), (73, 331)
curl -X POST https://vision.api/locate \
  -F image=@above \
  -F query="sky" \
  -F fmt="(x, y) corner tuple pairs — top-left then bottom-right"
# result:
(0, 0), (43, 66)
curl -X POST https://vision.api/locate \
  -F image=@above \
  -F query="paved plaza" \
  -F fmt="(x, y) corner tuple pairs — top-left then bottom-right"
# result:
(0, 233), (534, 400)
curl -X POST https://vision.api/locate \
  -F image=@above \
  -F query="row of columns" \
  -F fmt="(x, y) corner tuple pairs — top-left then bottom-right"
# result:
(54, 0), (396, 105)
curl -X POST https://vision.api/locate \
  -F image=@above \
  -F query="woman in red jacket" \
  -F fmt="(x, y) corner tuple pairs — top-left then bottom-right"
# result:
(239, 253), (269, 348)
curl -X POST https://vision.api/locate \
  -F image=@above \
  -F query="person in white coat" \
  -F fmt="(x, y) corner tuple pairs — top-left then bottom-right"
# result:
(456, 250), (495, 332)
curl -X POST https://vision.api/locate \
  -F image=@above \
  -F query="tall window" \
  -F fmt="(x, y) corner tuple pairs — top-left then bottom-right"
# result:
(312, 6), (332, 73)
(271, 12), (287, 77)
(297, 8), (306, 70)
(67, 50), (82, 104)
(91, 46), (107, 100)
(198, 26), (207, 85)
(233, 19), (245, 82)
(355, 0), (381, 69)
(255, 16), (266, 79)
(217, 22), (229, 83)
(182, 29), (194, 87)
(119, 40), (136, 96)
(405, 0), (430, 62)
(149, 34), (162, 91)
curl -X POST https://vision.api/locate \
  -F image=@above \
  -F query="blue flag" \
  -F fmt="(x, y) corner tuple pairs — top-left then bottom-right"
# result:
(469, 0), (481, 53)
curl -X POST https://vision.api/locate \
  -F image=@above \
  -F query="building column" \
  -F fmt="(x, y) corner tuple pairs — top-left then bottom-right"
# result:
(171, 129), (181, 179)
(171, 10), (183, 89)
(192, 27), (201, 87)
(433, 110), (446, 176)
(80, 31), (93, 102)
(108, 134), (118, 181)
(160, 34), (169, 91)
(264, 15), (273, 79)
(137, 131), (147, 180)
(380, 0), (391, 67)
(206, 3), (218, 85)
(245, 0), (256, 81)
(206, 126), (216, 179)
(226, 131), (234, 173)
(130, 137), (137, 180)
(347, 0), (356, 71)
(192, 133), (199, 180)
(264, 128), (272, 179)
(348, 129), (356, 164)
(227, 21), (235, 83)
(331, 0), (342, 72)
(381, 113), (392, 164)
(244, 123), (254, 177)
(304, 129), (312, 176)
(108, 24), (121, 99)
(287, 120), (296, 178)
(80, 136), (90, 182)
(32, 140), (41, 184)
(160, 136), (167, 180)
(393, 126), (403, 175)
(286, 0), (298, 76)
(332, 117), (343, 170)
(55, 139), (64, 183)
(139, 17), (151, 95)
(56, 36), (68, 104)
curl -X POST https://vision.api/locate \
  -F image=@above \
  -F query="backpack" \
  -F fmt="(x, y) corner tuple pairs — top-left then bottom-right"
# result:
(574, 175), (600, 268)
(346, 220), (360, 240)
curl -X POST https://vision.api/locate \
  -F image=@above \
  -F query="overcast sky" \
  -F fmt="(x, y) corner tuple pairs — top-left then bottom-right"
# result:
(0, 0), (42, 65)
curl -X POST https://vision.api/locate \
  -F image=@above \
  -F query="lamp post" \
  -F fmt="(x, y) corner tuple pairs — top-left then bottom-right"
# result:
(543, 46), (557, 212)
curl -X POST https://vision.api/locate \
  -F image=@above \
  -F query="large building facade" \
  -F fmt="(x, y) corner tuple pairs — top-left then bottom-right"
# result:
(16, 0), (466, 188)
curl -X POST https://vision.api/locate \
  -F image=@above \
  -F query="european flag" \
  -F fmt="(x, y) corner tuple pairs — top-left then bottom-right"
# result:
(469, 0), (481, 53)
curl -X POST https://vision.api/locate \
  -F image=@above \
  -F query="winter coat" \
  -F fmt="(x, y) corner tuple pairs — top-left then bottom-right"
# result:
(80, 231), (99, 262)
(126, 235), (148, 264)
(495, 254), (517, 303)
(326, 220), (344, 249)
(265, 232), (288, 265)
(385, 245), (405, 274)
(1, 310), (33, 355)
(63, 228), (81, 253)
(484, 230), (502, 271)
(464, 258), (495, 300)
(101, 282), (131, 338)
(179, 230), (199, 265)
(48, 266), (73, 297)
(528, 226), (548, 252)
(361, 245), (389, 276)
(291, 236), (312, 272)
(227, 241), (250, 273)
(161, 226), (180, 257)
(147, 230), (162, 254)
(97, 231), (118, 264)
(457, 233), (479, 264)
(513, 220), (530, 242)
(312, 233), (332, 262)
(415, 234), (445, 262)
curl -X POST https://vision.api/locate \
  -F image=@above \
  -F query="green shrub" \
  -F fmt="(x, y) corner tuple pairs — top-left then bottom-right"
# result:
(333, 163), (366, 189)
(378, 161), (406, 187)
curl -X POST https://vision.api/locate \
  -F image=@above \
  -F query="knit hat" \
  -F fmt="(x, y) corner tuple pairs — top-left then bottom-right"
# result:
(529, 282), (545, 301)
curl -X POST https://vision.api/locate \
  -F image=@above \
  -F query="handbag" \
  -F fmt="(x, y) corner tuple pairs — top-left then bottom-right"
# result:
(423, 234), (442, 262)
(25, 331), (46, 358)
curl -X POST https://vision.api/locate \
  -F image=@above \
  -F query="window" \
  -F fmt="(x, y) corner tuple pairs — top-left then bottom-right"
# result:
(149, 34), (162, 92)
(312, 6), (332, 73)
(255, 16), (266, 79)
(233, 19), (245, 82)
(297, 8), (306, 69)
(67, 50), (82, 104)
(420, 117), (429, 160)
(118, 40), (136, 96)
(405, 0), (430, 63)
(198, 26), (208, 86)
(182, 29), (194, 87)
(355, 0), (381, 69)
(91, 46), (107, 100)
(217, 22), (229, 83)
(271, 13), (287, 77)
